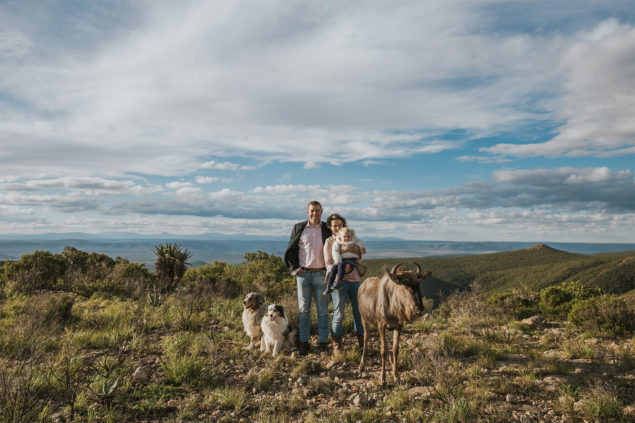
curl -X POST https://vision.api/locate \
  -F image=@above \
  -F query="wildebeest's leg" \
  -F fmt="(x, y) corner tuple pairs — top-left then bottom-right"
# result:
(379, 324), (387, 386)
(359, 317), (368, 372)
(392, 329), (400, 382)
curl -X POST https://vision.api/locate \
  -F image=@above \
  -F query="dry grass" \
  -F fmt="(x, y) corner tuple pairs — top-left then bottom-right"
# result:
(0, 282), (632, 422)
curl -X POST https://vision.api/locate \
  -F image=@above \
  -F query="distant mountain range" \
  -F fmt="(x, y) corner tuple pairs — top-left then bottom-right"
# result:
(1, 234), (633, 266)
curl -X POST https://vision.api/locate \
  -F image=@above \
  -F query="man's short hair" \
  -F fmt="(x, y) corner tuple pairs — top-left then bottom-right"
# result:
(307, 200), (322, 210)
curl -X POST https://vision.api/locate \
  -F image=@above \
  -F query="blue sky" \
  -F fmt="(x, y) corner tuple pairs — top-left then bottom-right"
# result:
(0, 0), (634, 242)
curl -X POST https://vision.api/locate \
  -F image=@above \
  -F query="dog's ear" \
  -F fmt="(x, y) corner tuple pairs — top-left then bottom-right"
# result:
(274, 304), (285, 319)
(257, 294), (264, 305)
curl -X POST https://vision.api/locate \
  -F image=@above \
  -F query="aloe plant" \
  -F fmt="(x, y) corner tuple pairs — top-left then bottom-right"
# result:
(147, 284), (163, 307)
(153, 242), (192, 292)
(90, 376), (119, 399)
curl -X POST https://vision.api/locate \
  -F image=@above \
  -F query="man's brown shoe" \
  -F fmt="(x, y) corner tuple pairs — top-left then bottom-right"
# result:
(357, 334), (364, 348)
(298, 341), (310, 356)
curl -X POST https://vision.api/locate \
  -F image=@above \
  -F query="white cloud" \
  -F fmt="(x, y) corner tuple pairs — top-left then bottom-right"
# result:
(1, 176), (143, 195)
(0, 2), (633, 243)
(195, 176), (219, 184)
(174, 186), (201, 197)
(3, 1), (619, 176)
(303, 161), (320, 170)
(166, 181), (194, 189)
(483, 19), (635, 158)
(199, 160), (255, 171)
(0, 31), (32, 57)
(456, 155), (511, 164)
(209, 188), (245, 203)
(492, 167), (632, 185)
(251, 184), (321, 195)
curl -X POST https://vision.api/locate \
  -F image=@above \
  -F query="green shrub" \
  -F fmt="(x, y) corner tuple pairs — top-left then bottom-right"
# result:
(108, 259), (154, 298)
(0, 360), (51, 423)
(254, 368), (275, 392)
(487, 287), (539, 319)
(433, 397), (474, 423)
(3, 250), (66, 293)
(580, 383), (624, 421)
(569, 295), (634, 337)
(182, 261), (242, 298)
(182, 252), (294, 300)
(25, 293), (75, 327)
(231, 251), (294, 299)
(539, 281), (602, 319)
(61, 247), (129, 297)
(161, 333), (208, 386)
(162, 353), (204, 386)
(210, 387), (246, 411)
(61, 246), (115, 282)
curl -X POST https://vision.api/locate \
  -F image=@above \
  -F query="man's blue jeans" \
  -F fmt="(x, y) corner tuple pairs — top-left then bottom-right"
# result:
(331, 280), (364, 339)
(296, 270), (329, 343)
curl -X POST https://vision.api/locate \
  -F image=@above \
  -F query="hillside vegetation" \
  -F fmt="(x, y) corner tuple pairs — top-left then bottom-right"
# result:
(0, 244), (633, 422)
(363, 244), (635, 296)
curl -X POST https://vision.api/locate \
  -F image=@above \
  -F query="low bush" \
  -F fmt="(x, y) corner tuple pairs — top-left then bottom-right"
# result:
(487, 287), (539, 319)
(24, 293), (75, 327)
(568, 295), (634, 337)
(182, 251), (294, 300)
(437, 286), (490, 326)
(2, 250), (66, 293)
(61, 246), (115, 285)
(182, 261), (243, 298)
(162, 353), (204, 386)
(579, 383), (625, 421)
(108, 259), (154, 298)
(539, 281), (602, 319)
(1, 247), (156, 299)
(0, 360), (50, 423)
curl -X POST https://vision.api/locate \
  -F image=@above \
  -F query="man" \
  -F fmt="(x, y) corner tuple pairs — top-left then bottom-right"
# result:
(284, 200), (332, 355)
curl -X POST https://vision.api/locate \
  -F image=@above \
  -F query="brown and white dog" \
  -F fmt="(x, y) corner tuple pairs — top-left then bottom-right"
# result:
(242, 292), (268, 351)
(260, 304), (297, 357)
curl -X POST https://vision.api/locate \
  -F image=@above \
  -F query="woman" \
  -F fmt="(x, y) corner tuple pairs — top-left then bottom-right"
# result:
(323, 213), (366, 354)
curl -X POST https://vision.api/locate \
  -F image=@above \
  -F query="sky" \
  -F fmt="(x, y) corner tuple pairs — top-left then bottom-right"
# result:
(0, 0), (634, 243)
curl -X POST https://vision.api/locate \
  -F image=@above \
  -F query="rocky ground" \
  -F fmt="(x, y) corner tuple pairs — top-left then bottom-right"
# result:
(115, 313), (634, 423)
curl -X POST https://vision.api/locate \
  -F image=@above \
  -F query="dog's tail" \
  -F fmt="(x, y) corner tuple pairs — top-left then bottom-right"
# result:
(285, 326), (298, 349)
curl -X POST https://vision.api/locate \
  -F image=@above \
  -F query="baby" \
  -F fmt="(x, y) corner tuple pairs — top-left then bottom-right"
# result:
(323, 227), (363, 295)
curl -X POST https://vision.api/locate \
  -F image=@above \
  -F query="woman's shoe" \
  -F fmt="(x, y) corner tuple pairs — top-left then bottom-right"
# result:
(332, 337), (342, 355)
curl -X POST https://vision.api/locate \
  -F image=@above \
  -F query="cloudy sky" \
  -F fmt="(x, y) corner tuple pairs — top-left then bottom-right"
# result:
(1, 0), (634, 242)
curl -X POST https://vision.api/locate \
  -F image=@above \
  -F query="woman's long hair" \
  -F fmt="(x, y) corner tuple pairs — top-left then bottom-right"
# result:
(326, 213), (347, 229)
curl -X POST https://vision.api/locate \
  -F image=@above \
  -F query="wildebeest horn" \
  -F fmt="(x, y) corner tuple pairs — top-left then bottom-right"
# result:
(413, 262), (422, 276)
(390, 263), (402, 274)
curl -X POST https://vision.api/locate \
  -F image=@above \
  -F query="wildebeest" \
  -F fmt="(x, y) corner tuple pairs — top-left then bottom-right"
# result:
(358, 263), (431, 386)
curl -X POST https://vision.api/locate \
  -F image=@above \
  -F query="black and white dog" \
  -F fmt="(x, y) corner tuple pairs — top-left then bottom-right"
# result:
(260, 304), (297, 357)
(242, 292), (268, 351)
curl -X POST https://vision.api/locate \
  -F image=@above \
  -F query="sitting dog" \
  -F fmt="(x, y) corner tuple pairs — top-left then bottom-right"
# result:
(260, 304), (297, 357)
(242, 292), (267, 351)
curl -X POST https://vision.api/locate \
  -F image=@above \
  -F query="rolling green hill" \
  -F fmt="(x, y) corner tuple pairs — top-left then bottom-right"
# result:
(362, 244), (635, 298)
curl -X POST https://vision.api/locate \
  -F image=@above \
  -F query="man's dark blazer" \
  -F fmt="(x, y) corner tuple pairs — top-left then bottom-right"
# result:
(284, 220), (332, 273)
